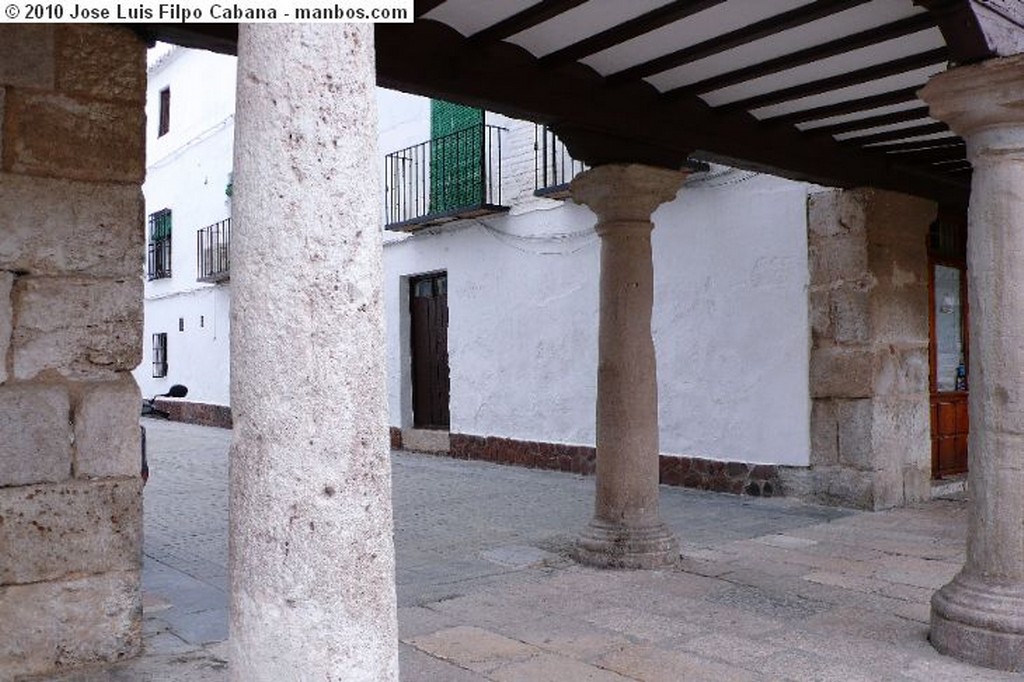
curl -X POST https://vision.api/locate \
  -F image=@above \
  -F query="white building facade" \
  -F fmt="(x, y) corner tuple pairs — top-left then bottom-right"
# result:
(140, 47), (814, 496)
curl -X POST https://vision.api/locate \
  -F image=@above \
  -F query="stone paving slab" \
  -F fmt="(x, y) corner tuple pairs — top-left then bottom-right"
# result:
(19, 420), (1024, 680)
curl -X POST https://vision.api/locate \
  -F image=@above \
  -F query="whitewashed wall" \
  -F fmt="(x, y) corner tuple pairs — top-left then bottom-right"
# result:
(133, 47), (236, 404)
(139, 52), (813, 466)
(384, 90), (812, 466)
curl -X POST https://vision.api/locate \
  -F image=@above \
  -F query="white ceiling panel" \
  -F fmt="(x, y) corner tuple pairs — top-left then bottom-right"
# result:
(748, 63), (945, 119)
(507, 0), (675, 58)
(833, 116), (939, 140)
(796, 100), (924, 130)
(581, 0), (809, 76)
(864, 132), (959, 147)
(694, 28), (944, 105)
(645, 0), (923, 92)
(424, 0), (538, 38)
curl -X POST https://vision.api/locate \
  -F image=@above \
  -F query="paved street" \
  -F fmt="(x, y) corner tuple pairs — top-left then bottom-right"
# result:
(29, 420), (1020, 681)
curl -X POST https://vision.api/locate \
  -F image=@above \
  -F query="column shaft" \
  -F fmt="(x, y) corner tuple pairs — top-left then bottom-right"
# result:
(922, 53), (1024, 671)
(571, 164), (686, 569)
(229, 25), (398, 680)
(594, 221), (661, 526)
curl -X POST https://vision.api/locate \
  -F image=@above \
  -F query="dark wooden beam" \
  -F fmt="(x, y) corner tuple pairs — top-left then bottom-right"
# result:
(918, 0), (1024, 63)
(718, 48), (947, 114)
(761, 87), (921, 126)
(808, 106), (932, 136)
(606, 0), (872, 85)
(841, 121), (948, 146)
(415, 0), (446, 18)
(470, 0), (589, 43)
(665, 13), (936, 99)
(538, 0), (727, 67)
(870, 137), (962, 152)
(131, 23), (238, 54)
(882, 146), (966, 163)
(375, 20), (968, 204)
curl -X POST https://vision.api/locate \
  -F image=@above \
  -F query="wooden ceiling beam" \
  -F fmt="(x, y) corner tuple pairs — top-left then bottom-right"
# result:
(761, 87), (921, 126)
(666, 13), (935, 99)
(470, 0), (589, 43)
(606, 0), (872, 85)
(415, 0), (446, 18)
(538, 0), (727, 67)
(841, 121), (948, 145)
(869, 137), (962, 152)
(718, 47), (947, 113)
(917, 0), (1024, 63)
(808, 106), (932, 136)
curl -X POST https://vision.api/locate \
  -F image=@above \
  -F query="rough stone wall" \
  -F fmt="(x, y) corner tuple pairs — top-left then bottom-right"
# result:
(784, 188), (935, 510)
(0, 25), (147, 678)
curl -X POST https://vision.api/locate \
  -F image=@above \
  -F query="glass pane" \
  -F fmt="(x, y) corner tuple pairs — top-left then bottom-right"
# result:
(934, 264), (964, 392)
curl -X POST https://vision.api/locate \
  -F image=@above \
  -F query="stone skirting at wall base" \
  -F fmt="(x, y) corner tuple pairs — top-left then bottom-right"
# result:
(659, 457), (781, 497)
(444, 433), (782, 496)
(153, 399), (232, 429)
(390, 427), (403, 450)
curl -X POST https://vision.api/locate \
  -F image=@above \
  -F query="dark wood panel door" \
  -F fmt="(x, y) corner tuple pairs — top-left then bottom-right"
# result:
(410, 273), (450, 430)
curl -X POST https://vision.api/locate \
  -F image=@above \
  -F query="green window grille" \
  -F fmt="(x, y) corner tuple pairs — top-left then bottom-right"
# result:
(148, 209), (172, 280)
(430, 100), (484, 214)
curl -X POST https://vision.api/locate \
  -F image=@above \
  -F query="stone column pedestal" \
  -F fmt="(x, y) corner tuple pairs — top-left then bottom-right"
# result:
(229, 25), (398, 680)
(570, 164), (687, 569)
(921, 53), (1024, 671)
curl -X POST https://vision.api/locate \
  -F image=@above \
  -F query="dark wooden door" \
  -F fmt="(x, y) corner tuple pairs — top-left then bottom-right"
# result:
(410, 273), (450, 430)
(929, 213), (969, 478)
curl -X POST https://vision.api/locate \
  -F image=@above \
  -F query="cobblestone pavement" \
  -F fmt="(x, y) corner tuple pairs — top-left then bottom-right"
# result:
(29, 420), (1020, 681)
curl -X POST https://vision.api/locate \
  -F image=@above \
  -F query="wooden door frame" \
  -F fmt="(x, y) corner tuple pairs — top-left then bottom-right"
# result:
(928, 213), (969, 478)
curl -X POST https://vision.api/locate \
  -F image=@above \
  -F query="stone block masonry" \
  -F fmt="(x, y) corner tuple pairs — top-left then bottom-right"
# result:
(0, 24), (148, 679)
(786, 188), (935, 510)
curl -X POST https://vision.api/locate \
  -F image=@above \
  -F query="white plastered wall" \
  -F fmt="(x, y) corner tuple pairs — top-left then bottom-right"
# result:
(133, 47), (236, 405)
(383, 95), (813, 466)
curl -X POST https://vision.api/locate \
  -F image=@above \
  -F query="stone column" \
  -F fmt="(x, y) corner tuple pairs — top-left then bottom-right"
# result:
(0, 26), (146, 679)
(571, 164), (687, 569)
(230, 25), (398, 680)
(921, 54), (1024, 671)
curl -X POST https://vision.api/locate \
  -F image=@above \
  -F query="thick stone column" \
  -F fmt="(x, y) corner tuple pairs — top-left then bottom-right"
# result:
(0, 26), (146, 679)
(570, 164), (687, 569)
(922, 54), (1024, 671)
(230, 25), (398, 680)
(785, 188), (935, 510)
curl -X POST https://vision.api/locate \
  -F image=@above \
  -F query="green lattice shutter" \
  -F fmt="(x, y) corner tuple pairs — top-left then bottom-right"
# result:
(430, 100), (483, 214)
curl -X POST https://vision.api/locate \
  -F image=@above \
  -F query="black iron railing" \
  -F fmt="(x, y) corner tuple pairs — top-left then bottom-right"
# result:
(535, 125), (587, 197)
(148, 238), (172, 280)
(384, 123), (507, 229)
(197, 218), (230, 283)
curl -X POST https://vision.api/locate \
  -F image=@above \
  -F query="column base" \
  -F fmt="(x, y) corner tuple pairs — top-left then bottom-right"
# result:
(931, 571), (1024, 671)
(574, 518), (679, 569)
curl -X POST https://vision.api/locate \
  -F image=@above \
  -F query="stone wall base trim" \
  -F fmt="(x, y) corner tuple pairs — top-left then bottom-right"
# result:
(439, 433), (783, 496)
(151, 399), (232, 429)
(389, 426), (402, 450)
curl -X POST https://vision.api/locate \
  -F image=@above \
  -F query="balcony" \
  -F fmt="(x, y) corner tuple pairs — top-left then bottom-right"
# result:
(197, 218), (230, 283)
(534, 125), (587, 199)
(384, 123), (508, 231)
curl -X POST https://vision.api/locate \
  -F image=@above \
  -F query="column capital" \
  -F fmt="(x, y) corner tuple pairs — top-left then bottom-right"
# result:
(920, 54), (1024, 158)
(570, 163), (688, 225)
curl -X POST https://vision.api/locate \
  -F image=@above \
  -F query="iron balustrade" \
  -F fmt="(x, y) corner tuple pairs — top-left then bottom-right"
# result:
(384, 123), (507, 229)
(534, 125), (587, 197)
(147, 238), (172, 280)
(197, 218), (230, 283)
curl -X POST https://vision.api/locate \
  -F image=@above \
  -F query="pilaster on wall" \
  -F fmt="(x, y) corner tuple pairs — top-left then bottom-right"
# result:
(784, 188), (935, 510)
(0, 25), (147, 678)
